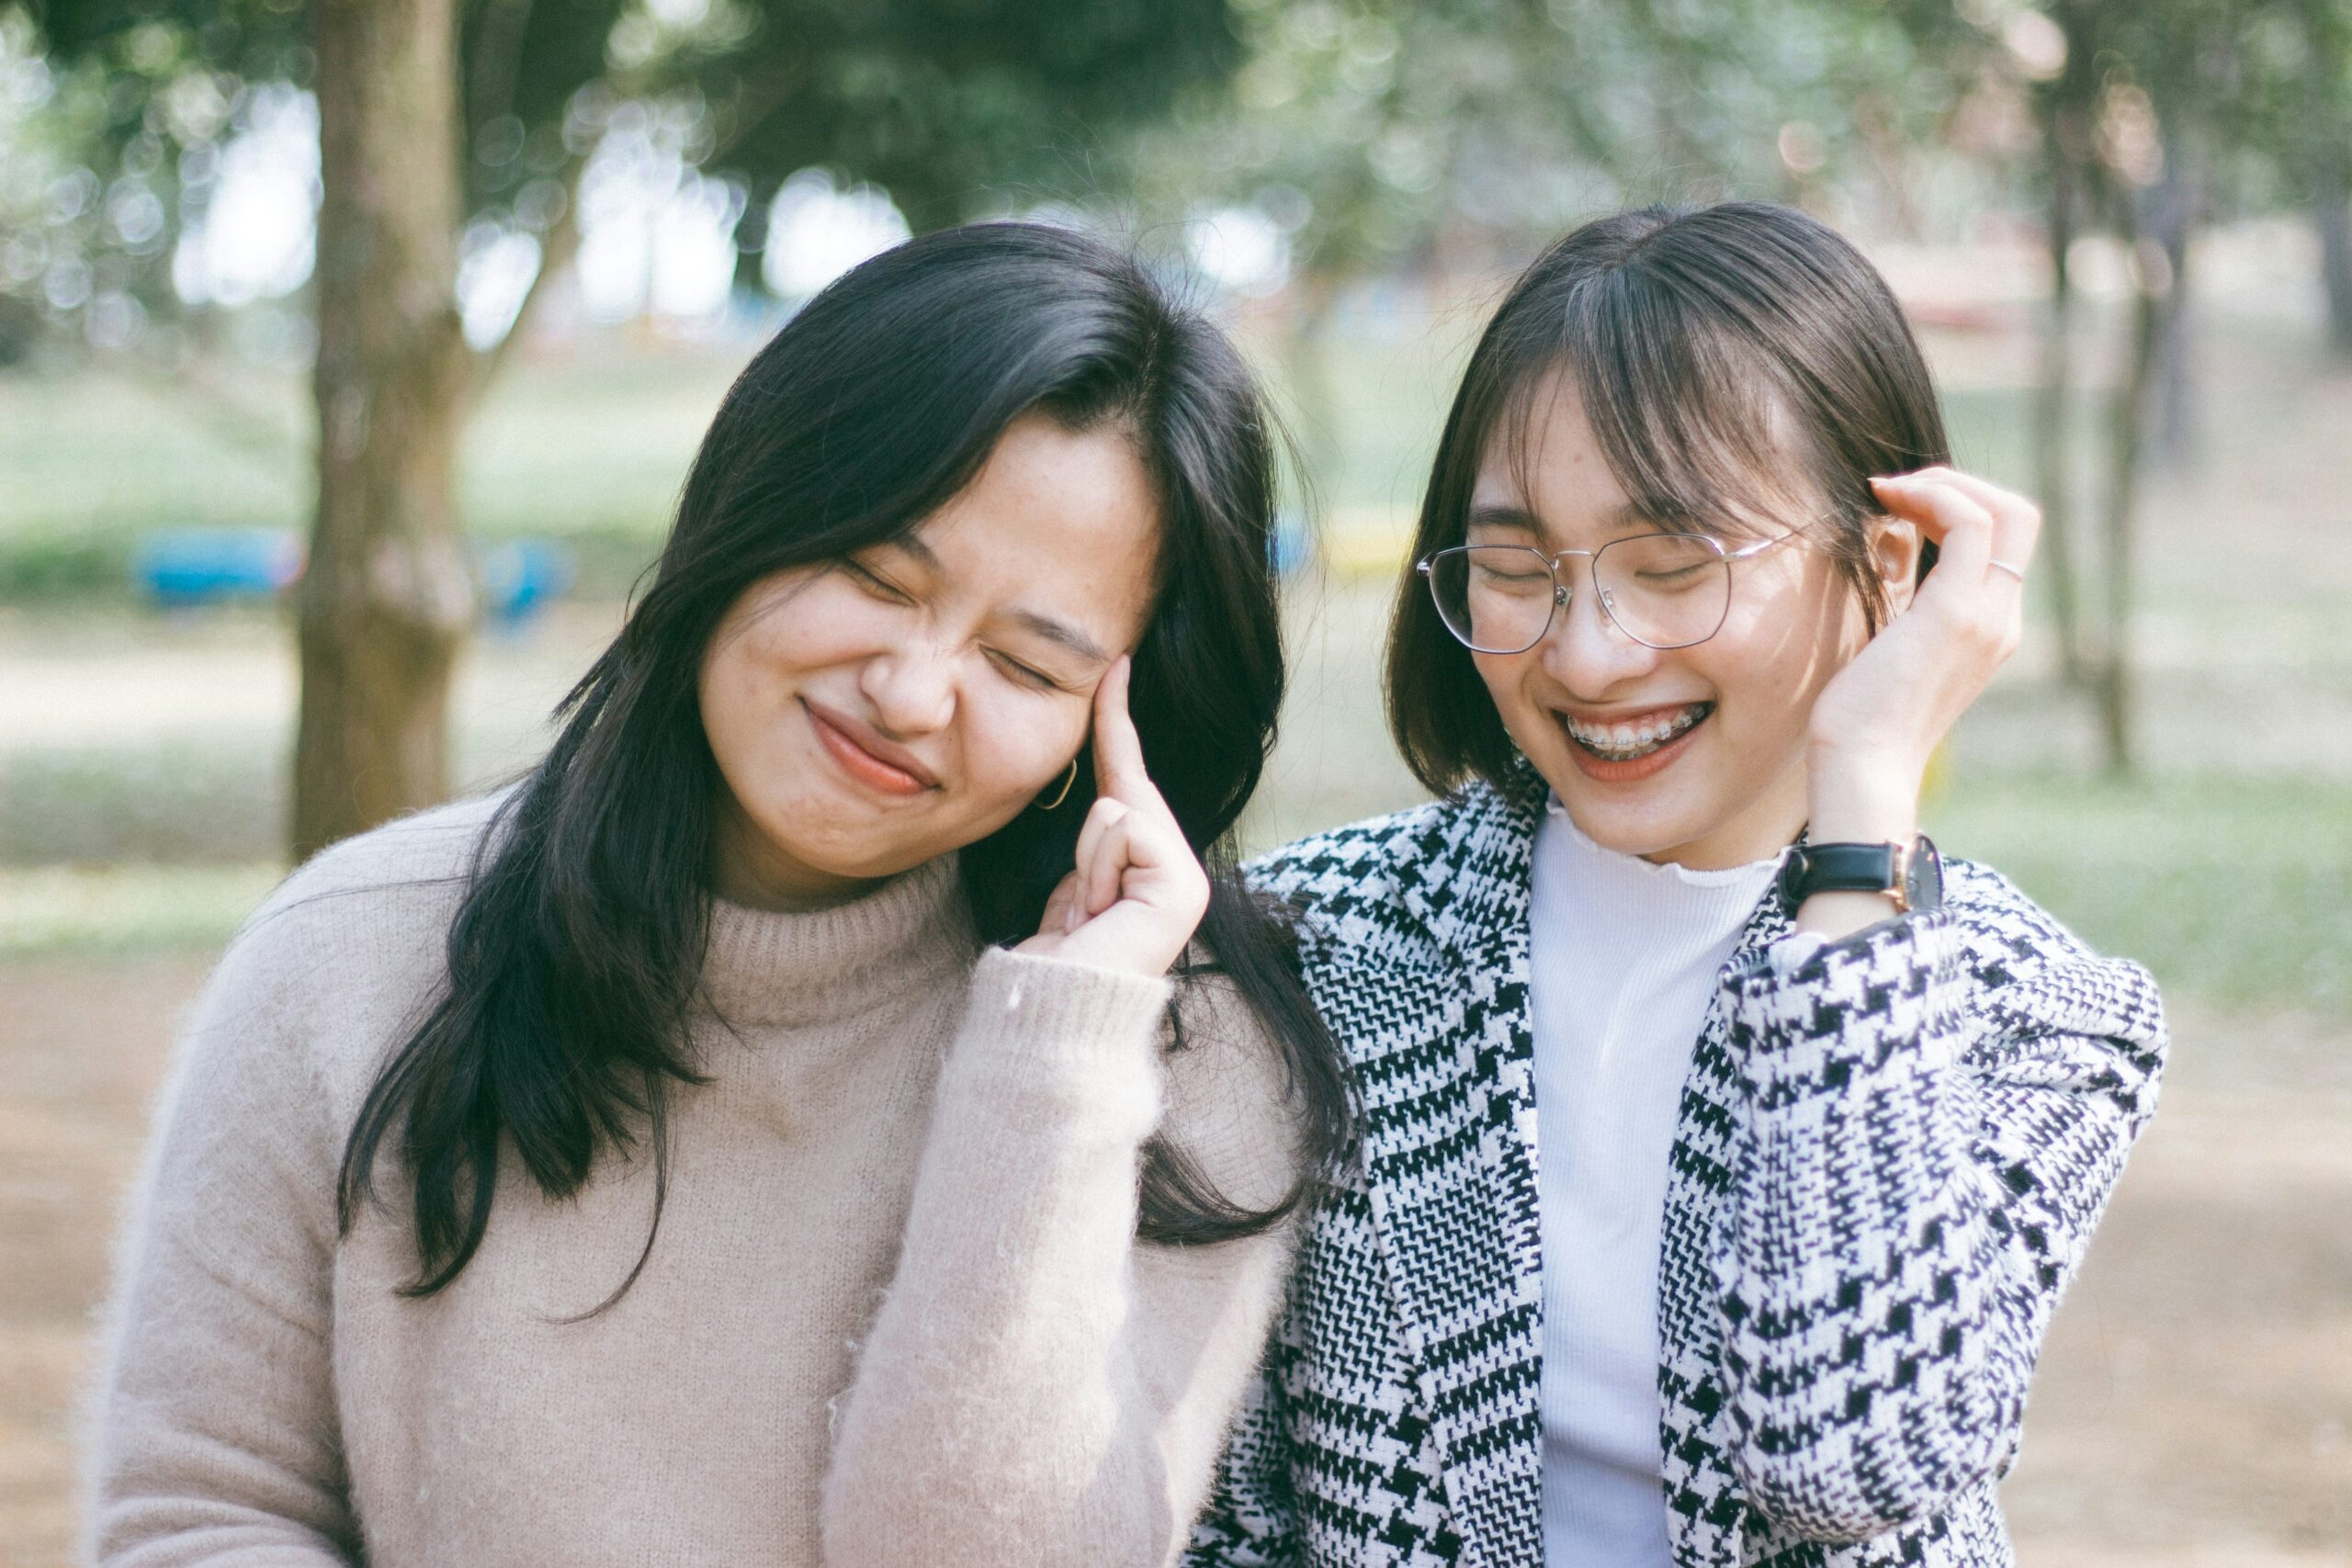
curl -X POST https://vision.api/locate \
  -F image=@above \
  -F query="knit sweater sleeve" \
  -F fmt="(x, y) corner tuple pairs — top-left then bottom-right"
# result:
(820, 946), (1303, 1568)
(1711, 895), (2167, 1542)
(84, 916), (362, 1565)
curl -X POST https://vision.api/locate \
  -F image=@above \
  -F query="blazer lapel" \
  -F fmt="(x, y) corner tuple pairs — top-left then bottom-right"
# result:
(1656, 885), (1795, 1568)
(1315, 775), (1550, 1568)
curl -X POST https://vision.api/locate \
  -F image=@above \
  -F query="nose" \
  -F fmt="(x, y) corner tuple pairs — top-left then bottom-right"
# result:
(1540, 558), (1658, 688)
(856, 640), (957, 737)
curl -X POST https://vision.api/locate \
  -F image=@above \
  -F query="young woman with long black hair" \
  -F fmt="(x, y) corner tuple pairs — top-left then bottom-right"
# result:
(86, 221), (1348, 1568)
(1188, 203), (2167, 1566)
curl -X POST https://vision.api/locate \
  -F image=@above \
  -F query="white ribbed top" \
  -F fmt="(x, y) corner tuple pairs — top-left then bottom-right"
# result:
(1529, 797), (1780, 1567)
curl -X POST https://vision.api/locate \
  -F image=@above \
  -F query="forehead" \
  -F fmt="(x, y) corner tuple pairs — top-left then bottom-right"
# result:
(1467, 369), (1638, 542)
(1468, 362), (1818, 546)
(912, 412), (1162, 641)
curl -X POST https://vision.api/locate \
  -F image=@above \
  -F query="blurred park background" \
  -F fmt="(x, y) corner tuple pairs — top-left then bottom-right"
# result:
(2, 0), (2349, 1562)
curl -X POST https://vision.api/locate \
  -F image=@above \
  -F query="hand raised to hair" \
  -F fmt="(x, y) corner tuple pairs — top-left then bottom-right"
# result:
(1017, 657), (1211, 979)
(1804, 466), (2041, 855)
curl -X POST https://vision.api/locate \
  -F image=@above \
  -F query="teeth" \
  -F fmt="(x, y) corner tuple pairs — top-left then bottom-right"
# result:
(1566, 705), (1704, 758)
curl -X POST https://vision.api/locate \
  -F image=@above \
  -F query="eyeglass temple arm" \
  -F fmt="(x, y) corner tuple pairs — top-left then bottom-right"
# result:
(1720, 531), (1804, 562)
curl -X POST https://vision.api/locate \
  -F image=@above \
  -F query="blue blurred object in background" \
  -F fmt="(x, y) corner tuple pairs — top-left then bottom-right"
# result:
(1270, 507), (1310, 577)
(479, 538), (578, 631)
(131, 528), (577, 631)
(131, 527), (303, 607)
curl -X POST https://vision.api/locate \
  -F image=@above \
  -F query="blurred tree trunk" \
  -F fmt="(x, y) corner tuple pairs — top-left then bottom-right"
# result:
(2032, 135), (2090, 686)
(2148, 267), (2199, 469)
(2094, 140), (2202, 777)
(2321, 182), (2352, 358)
(2301, 0), (2352, 359)
(292, 0), (474, 860)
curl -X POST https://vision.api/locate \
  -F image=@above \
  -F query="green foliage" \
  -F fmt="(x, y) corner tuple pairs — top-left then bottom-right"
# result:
(1128, 0), (1954, 276)
(8, 0), (1250, 356)
(1870, 0), (2352, 222)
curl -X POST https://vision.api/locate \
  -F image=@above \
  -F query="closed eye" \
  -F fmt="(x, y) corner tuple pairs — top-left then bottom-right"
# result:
(988, 649), (1063, 691)
(841, 558), (915, 604)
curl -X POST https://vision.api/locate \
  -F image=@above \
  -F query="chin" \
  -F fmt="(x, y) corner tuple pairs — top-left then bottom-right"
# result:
(740, 793), (911, 879)
(1518, 747), (1703, 863)
(1554, 792), (1702, 860)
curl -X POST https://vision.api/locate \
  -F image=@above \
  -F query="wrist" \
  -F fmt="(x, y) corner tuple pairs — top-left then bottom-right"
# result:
(1804, 744), (1922, 846)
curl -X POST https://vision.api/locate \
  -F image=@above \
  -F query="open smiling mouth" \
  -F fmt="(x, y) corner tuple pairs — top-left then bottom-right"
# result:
(1559, 702), (1713, 763)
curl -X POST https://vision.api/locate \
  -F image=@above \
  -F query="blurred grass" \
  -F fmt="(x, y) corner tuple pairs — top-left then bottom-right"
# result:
(0, 743), (283, 863)
(1927, 770), (2352, 1012)
(0, 863), (283, 956)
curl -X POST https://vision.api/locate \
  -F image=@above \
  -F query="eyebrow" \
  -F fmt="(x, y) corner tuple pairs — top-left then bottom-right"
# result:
(877, 534), (1110, 667)
(1464, 500), (1658, 537)
(1008, 609), (1110, 667)
(886, 532), (943, 569)
(1464, 502), (1541, 535)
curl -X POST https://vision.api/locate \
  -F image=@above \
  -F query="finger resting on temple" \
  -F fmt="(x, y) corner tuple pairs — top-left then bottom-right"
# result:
(1091, 657), (1148, 800)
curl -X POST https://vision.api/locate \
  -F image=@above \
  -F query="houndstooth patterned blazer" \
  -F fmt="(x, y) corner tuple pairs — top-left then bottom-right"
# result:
(1188, 765), (2166, 1568)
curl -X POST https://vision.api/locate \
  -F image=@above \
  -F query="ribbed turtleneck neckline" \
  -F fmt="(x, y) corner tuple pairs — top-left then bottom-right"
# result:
(1543, 793), (1787, 892)
(698, 852), (976, 1031)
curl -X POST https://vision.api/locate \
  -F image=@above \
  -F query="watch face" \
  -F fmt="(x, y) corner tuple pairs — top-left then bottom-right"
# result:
(1905, 834), (1944, 913)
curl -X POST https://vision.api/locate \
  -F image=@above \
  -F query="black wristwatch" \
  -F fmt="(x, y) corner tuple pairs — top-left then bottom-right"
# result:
(1776, 833), (1944, 915)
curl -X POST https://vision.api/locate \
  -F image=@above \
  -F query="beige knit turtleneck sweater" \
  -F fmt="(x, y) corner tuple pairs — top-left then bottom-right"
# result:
(84, 795), (1303, 1567)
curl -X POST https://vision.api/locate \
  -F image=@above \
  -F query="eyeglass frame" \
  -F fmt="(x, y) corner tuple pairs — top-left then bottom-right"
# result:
(1414, 528), (1804, 654)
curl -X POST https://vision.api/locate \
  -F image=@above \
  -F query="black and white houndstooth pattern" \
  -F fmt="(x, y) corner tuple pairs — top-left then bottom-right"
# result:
(1188, 765), (2166, 1568)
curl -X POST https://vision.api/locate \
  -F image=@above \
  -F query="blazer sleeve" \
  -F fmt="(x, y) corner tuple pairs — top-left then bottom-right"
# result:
(84, 923), (362, 1565)
(820, 947), (1303, 1568)
(1711, 887), (2167, 1542)
(1181, 1359), (1306, 1567)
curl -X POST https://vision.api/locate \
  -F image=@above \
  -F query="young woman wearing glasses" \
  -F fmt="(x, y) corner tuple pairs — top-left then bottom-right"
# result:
(1189, 203), (2166, 1567)
(86, 223), (1351, 1568)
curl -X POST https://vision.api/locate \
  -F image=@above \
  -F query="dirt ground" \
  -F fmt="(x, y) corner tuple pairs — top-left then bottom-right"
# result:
(3, 954), (2346, 1567)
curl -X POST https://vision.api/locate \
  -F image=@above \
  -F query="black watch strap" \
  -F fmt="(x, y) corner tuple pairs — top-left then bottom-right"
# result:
(1777, 835), (1942, 914)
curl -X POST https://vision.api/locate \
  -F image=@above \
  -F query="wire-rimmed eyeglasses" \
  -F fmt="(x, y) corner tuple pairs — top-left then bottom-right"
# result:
(1417, 531), (1798, 654)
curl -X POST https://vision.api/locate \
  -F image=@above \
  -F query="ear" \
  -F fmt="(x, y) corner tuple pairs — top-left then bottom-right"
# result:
(1866, 513), (1924, 616)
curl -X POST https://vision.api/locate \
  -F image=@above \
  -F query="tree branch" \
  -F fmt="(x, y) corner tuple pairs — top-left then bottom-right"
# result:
(466, 152), (585, 409)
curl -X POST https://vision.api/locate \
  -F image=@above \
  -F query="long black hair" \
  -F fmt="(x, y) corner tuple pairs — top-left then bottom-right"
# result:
(338, 221), (1351, 1298)
(1388, 201), (1953, 794)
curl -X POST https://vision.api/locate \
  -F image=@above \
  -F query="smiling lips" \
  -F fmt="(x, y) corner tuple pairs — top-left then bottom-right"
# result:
(1555, 701), (1713, 782)
(802, 699), (938, 797)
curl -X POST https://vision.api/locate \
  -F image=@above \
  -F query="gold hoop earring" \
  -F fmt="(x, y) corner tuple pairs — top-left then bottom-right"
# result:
(1035, 757), (1080, 811)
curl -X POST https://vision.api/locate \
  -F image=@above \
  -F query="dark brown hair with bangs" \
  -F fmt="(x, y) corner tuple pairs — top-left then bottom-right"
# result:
(1386, 201), (1952, 795)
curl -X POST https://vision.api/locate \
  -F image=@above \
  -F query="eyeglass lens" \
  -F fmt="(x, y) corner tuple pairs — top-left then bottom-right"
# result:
(1425, 536), (1734, 652)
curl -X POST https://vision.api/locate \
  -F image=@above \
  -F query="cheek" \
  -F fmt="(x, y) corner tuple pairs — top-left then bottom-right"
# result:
(703, 581), (882, 713)
(1471, 650), (1534, 718)
(1705, 578), (1861, 737)
(698, 649), (797, 816)
(697, 589), (829, 762)
(1468, 651), (1539, 750)
(957, 690), (1089, 802)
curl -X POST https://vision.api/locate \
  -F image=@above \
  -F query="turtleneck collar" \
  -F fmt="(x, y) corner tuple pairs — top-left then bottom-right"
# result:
(697, 852), (976, 1031)
(1543, 792), (1787, 891)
